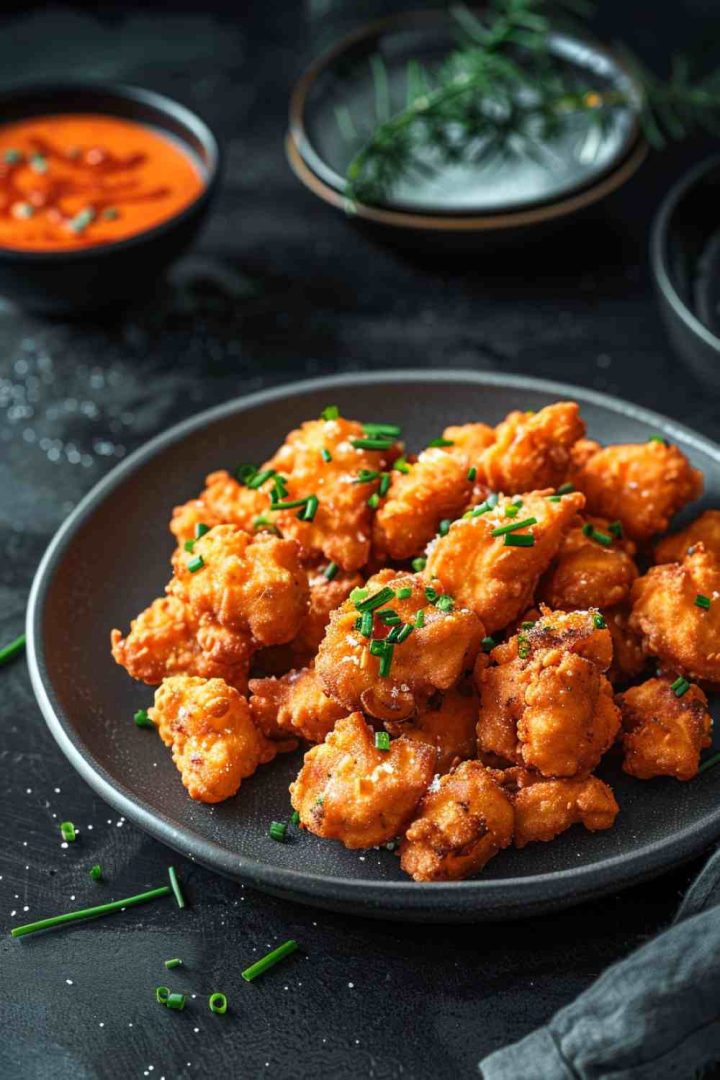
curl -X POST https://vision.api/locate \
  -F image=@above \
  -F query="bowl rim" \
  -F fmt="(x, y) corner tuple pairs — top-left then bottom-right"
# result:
(650, 153), (720, 356)
(288, 6), (647, 227)
(0, 79), (221, 263)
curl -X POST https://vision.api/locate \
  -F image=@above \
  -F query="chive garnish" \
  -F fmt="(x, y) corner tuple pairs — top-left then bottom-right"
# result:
(0, 633), (25, 667)
(290, 811), (300, 826)
(593, 613), (607, 629)
(300, 495), (319, 521)
(321, 405), (339, 421)
(247, 468), (276, 490)
(377, 610), (401, 625)
(695, 594), (711, 610)
(438, 519), (451, 537)
(425, 585), (438, 603)
(518, 634), (530, 660)
(253, 516), (281, 535)
(435, 595), (454, 613)
(10, 884), (173, 938)
(235, 463), (258, 485)
(490, 517), (537, 537)
(671, 676), (690, 697)
(414, 610), (425, 629)
(324, 562), (339, 580)
(321, 448), (332, 463)
(546, 495), (561, 502)
(271, 474), (289, 502)
(521, 620), (535, 629)
(3, 149), (21, 164)
(394, 623), (413, 644)
(648, 435), (667, 445)
(375, 731), (390, 751)
(269, 821), (287, 842)
(582, 524), (612, 547)
(368, 493), (380, 509)
(102, 207), (119, 220)
(427, 437), (454, 448)
(699, 751), (720, 774)
(194, 522), (210, 539)
(397, 587), (412, 599)
(363, 422), (402, 438)
(467, 467), (477, 482)
(411, 557), (427, 572)
(353, 469), (380, 484)
(156, 986), (170, 1004)
(351, 436), (395, 451)
(378, 644), (394, 677)
(504, 505), (519, 518)
(209, 992), (228, 1015)
(557, 483), (575, 495)
(134, 709), (153, 728)
(379, 472), (391, 497)
(89, 864), (102, 881)
(166, 993), (186, 1011)
(187, 555), (204, 573)
(512, 496), (524, 507)
(608, 520), (624, 538)
(504, 534), (535, 547)
(165, 958), (182, 969)
(359, 610), (373, 638)
(271, 497), (309, 510)
(393, 456), (410, 474)
(355, 587), (395, 613)
(60, 821), (76, 842)
(350, 586), (369, 603)
(184, 539), (195, 552)
(168, 866), (186, 909)
(241, 940), (298, 982)
(481, 635), (496, 652)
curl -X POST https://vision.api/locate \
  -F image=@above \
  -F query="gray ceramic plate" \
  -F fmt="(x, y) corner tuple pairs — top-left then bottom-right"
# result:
(27, 371), (720, 922)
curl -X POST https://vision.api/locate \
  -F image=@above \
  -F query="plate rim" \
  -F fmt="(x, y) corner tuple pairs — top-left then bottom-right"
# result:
(27, 369), (720, 918)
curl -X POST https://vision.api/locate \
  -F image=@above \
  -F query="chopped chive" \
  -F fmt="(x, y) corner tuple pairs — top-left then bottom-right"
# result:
(3, 148), (22, 164)
(427, 437), (454, 448)
(593, 613), (607, 629)
(235, 463), (258, 485)
(290, 811), (300, 826)
(30, 153), (48, 174)
(369, 639), (387, 656)
(648, 435), (667, 445)
(209, 992), (228, 1015)
(518, 634), (530, 660)
(470, 503), (490, 517)
(321, 448), (332, 463)
(490, 517), (537, 537)
(321, 405), (339, 421)
(397, 587), (412, 599)
(10, 884), (172, 938)
(546, 495), (561, 502)
(438, 519), (451, 537)
(134, 708), (154, 728)
(253, 516), (281, 535)
(671, 676), (690, 697)
(187, 555), (204, 573)
(269, 821), (287, 843)
(359, 610), (373, 638)
(695, 594), (711, 610)
(504, 534), (535, 547)
(699, 751), (720, 774)
(367, 493), (380, 509)
(414, 610), (425, 629)
(156, 986), (170, 1004)
(184, 539), (195, 553)
(487, 493), (499, 508)
(592, 530), (613, 547)
(102, 207), (119, 220)
(60, 821), (76, 842)
(481, 635), (496, 653)
(608, 520), (624, 538)
(504, 505), (519, 518)
(377, 609), (401, 625)
(395, 623), (413, 644)
(435, 595), (454, 613)
(168, 866), (186, 909)
(411, 557), (427, 572)
(375, 731), (391, 751)
(350, 586), (369, 604)
(270, 497), (308, 511)
(393, 456), (410, 474)
(385, 624), (403, 644)
(89, 864), (102, 881)
(323, 562), (339, 581)
(0, 633), (25, 666)
(363, 422), (402, 438)
(355, 587), (395, 613)
(166, 992), (186, 1011)
(467, 467), (477, 482)
(247, 468), (276, 490)
(378, 643), (394, 677)
(353, 469), (380, 484)
(521, 620), (535, 629)
(300, 495), (319, 522)
(379, 472), (391, 497)
(242, 939), (298, 982)
(271, 474), (289, 502)
(69, 207), (95, 233)
(557, 483), (575, 495)
(512, 497), (524, 507)
(194, 522), (210, 539)
(164, 958), (182, 969)
(425, 586), (438, 603)
(351, 437), (395, 451)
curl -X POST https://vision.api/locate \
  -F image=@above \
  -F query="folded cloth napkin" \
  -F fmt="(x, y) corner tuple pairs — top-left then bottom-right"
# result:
(480, 847), (720, 1080)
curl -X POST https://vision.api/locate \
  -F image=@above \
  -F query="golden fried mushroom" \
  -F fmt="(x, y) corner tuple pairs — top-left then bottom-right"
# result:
(389, 686), (480, 774)
(539, 515), (638, 611)
(290, 712), (435, 849)
(316, 570), (483, 722)
(617, 676), (713, 780)
(111, 595), (252, 692)
(629, 544), (720, 686)
(493, 767), (619, 847)
(606, 605), (647, 685)
(479, 402), (585, 494)
(169, 525), (309, 647)
(400, 761), (514, 882)
(249, 665), (346, 744)
(573, 439), (703, 542)
(476, 609), (620, 777)
(149, 675), (278, 803)
(655, 510), (720, 564)
(170, 469), (270, 545)
(372, 448), (471, 561)
(425, 489), (585, 632)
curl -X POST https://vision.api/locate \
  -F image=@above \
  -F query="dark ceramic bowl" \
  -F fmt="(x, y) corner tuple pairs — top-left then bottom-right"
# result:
(0, 82), (220, 313)
(651, 155), (720, 387)
(27, 371), (720, 923)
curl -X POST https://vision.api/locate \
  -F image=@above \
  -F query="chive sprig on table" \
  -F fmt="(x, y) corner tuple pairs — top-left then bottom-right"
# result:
(241, 939), (299, 982)
(0, 633), (26, 666)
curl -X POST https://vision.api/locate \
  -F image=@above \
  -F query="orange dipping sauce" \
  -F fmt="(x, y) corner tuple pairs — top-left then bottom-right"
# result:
(0, 113), (205, 251)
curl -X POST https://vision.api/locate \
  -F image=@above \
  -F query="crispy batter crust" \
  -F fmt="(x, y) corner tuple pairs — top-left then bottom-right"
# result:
(388, 686), (480, 774)
(249, 665), (346, 744)
(540, 515), (638, 611)
(493, 767), (618, 847)
(480, 402), (585, 494)
(617, 676), (712, 780)
(655, 509), (720, 564)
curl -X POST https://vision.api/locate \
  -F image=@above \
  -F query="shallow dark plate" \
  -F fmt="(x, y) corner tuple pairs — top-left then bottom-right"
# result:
(27, 371), (720, 922)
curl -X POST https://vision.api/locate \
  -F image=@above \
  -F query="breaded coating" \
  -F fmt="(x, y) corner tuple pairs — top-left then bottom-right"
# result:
(606, 605), (647, 685)
(477, 609), (620, 777)
(629, 545), (720, 685)
(372, 448), (471, 561)
(493, 767), (618, 847)
(268, 416), (397, 571)
(573, 439), (703, 542)
(617, 676), (713, 780)
(389, 686), (479, 774)
(169, 525), (309, 647)
(150, 675), (277, 803)
(296, 567), (364, 656)
(170, 469), (270, 545)
(655, 510), (720, 564)
(480, 402), (585, 494)
(400, 761), (514, 882)
(570, 438), (602, 473)
(539, 515), (638, 611)
(290, 712), (435, 848)
(249, 665), (346, 744)
(316, 570), (483, 722)
(426, 489), (585, 633)
(111, 595), (252, 692)
(442, 422), (496, 489)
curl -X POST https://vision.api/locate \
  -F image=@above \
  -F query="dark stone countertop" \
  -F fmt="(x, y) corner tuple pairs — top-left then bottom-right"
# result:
(1, 3), (719, 1078)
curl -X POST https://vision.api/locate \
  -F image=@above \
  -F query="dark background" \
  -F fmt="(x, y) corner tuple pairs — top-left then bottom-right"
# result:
(1, 2), (719, 1078)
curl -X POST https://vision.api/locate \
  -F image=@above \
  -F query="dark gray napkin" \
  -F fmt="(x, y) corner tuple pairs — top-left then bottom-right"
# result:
(480, 847), (720, 1079)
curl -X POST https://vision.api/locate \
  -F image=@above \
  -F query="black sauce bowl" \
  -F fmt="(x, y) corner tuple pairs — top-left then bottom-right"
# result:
(0, 82), (221, 314)
(651, 155), (720, 387)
